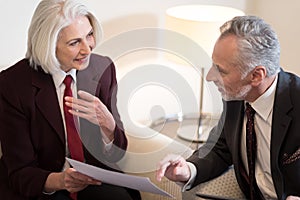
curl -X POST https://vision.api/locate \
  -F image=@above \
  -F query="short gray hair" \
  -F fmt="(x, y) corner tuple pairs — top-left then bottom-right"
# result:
(219, 15), (280, 77)
(26, 0), (102, 74)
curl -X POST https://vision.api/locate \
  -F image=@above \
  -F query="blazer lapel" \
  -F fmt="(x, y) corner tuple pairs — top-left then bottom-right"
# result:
(32, 69), (65, 145)
(227, 101), (249, 191)
(77, 60), (102, 96)
(271, 71), (292, 199)
(230, 101), (245, 165)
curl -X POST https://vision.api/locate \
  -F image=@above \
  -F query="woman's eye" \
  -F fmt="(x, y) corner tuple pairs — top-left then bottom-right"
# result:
(69, 41), (79, 46)
(87, 31), (94, 37)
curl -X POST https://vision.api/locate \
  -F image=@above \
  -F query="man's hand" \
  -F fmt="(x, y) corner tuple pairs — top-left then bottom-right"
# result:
(156, 154), (191, 182)
(286, 196), (300, 200)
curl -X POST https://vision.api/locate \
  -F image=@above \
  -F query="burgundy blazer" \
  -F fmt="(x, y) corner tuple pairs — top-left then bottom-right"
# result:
(0, 54), (127, 200)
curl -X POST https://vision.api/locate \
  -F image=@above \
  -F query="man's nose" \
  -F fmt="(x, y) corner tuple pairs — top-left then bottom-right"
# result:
(206, 66), (218, 82)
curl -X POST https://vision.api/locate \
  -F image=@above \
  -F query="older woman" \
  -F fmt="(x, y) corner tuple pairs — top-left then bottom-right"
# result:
(0, 0), (140, 199)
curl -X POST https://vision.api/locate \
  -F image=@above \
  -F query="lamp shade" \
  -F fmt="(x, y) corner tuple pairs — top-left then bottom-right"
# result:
(166, 5), (245, 56)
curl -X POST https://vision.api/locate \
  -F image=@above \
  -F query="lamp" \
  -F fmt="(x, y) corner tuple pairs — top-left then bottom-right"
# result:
(165, 5), (244, 143)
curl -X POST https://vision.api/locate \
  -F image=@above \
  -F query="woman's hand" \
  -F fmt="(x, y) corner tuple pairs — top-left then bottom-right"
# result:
(65, 90), (115, 142)
(61, 168), (101, 193)
(44, 168), (101, 193)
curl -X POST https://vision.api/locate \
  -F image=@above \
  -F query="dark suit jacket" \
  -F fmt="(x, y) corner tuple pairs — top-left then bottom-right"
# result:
(0, 54), (128, 199)
(187, 70), (300, 199)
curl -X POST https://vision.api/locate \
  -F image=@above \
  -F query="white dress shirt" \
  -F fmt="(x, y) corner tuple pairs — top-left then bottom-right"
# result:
(52, 68), (78, 158)
(241, 75), (278, 199)
(51, 69), (113, 165)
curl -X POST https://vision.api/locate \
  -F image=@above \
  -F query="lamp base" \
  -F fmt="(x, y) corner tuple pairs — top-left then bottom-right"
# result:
(150, 112), (219, 143)
(177, 124), (210, 142)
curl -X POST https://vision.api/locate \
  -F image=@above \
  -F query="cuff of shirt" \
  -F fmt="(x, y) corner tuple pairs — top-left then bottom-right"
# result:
(43, 190), (56, 195)
(177, 162), (197, 192)
(102, 138), (114, 151)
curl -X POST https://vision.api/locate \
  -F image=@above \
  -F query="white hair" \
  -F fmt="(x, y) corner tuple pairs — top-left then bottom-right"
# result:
(26, 0), (102, 74)
(219, 15), (280, 77)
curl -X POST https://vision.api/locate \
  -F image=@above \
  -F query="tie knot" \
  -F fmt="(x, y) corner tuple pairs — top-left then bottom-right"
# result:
(63, 75), (73, 88)
(246, 102), (256, 118)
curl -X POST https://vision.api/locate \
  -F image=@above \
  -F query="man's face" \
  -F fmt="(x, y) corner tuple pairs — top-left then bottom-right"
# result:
(56, 16), (95, 72)
(206, 35), (252, 101)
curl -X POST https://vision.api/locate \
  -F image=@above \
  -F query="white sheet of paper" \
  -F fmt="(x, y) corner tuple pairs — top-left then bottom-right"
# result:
(66, 158), (173, 198)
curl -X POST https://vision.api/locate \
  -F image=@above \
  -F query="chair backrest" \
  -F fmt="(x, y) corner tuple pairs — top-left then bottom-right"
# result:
(183, 166), (245, 199)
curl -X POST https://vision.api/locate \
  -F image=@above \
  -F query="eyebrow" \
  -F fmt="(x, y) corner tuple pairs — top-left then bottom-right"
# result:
(87, 28), (93, 36)
(65, 28), (94, 44)
(213, 63), (221, 70)
(213, 63), (227, 73)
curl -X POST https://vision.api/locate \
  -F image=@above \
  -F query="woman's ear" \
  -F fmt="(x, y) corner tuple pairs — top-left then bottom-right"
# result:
(251, 66), (267, 87)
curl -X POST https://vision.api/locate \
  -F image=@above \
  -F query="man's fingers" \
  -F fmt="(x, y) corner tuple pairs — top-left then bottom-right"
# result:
(156, 161), (171, 181)
(156, 154), (182, 181)
(159, 154), (181, 166)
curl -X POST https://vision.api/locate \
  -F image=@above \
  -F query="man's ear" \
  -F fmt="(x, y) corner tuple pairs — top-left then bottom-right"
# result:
(251, 66), (267, 87)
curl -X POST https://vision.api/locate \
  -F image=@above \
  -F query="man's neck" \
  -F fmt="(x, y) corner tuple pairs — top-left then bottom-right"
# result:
(246, 74), (277, 102)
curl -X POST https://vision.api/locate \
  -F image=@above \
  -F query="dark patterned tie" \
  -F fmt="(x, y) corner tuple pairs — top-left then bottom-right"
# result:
(63, 75), (84, 200)
(245, 103), (259, 200)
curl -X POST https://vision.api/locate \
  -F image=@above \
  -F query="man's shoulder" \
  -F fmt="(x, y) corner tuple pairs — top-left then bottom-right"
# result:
(277, 70), (300, 110)
(279, 70), (300, 91)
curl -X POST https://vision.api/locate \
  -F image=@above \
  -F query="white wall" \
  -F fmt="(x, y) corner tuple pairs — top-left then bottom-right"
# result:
(2, 0), (298, 124)
(0, 0), (247, 69)
(0, 0), (247, 124)
(0, 0), (40, 69)
(247, 0), (300, 75)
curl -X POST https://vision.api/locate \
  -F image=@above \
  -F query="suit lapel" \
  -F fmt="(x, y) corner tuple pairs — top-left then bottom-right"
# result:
(32, 69), (65, 145)
(77, 69), (100, 96)
(272, 72), (292, 154)
(77, 55), (105, 96)
(231, 102), (244, 164)
(270, 71), (292, 198)
(227, 101), (249, 191)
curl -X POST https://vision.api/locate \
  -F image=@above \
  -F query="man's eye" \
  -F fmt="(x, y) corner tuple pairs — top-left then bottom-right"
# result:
(214, 65), (224, 73)
(213, 64), (220, 71)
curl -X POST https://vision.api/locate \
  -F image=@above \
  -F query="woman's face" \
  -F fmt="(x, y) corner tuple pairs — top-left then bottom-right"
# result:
(56, 15), (95, 72)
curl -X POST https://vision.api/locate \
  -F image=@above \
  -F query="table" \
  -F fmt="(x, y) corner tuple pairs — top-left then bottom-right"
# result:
(150, 113), (219, 150)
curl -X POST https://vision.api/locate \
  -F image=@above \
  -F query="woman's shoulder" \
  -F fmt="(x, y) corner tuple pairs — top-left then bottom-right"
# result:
(90, 53), (113, 68)
(0, 59), (33, 95)
(0, 59), (32, 80)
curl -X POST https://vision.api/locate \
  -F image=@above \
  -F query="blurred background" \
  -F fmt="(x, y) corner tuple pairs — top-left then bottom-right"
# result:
(0, 0), (299, 125)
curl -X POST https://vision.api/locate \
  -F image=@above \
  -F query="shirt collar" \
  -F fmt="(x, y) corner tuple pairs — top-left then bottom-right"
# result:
(248, 75), (278, 121)
(52, 69), (77, 89)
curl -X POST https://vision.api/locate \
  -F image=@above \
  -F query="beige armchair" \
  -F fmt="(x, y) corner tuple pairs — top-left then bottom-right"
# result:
(183, 166), (245, 200)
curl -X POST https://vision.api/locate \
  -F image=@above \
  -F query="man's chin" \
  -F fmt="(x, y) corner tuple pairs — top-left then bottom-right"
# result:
(221, 94), (239, 101)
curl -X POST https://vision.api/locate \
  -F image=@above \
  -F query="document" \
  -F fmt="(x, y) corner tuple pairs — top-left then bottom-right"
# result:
(66, 158), (173, 198)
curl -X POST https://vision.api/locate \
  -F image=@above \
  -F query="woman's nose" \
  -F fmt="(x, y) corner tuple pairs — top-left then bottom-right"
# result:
(80, 40), (92, 54)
